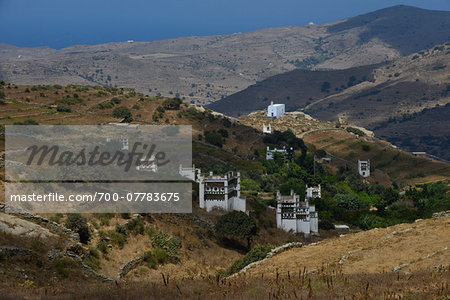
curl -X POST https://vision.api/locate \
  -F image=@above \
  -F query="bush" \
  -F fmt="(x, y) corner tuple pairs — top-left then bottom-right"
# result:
(335, 194), (368, 211)
(144, 248), (169, 269)
(217, 128), (229, 138)
(219, 244), (273, 277)
(215, 211), (258, 249)
(346, 127), (365, 136)
(318, 220), (335, 230)
(126, 218), (145, 235)
(97, 239), (109, 254)
(151, 231), (181, 258)
(205, 131), (223, 147)
(110, 97), (121, 104)
(162, 98), (182, 110)
(0, 91), (5, 99)
(55, 258), (75, 277)
(65, 214), (91, 244)
(109, 231), (126, 248)
(55, 97), (83, 106)
(56, 105), (71, 112)
(112, 106), (133, 122)
(13, 119), (39, 125)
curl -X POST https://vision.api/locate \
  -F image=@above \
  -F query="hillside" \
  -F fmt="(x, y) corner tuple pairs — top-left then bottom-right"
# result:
(0, 83), (449, 299)
(211, 43), (450, 159)
(2, 213), (448, 298)
(239, 111), (450, 187)
(1, 5), (450, 104)
(229, 214), (450, 299)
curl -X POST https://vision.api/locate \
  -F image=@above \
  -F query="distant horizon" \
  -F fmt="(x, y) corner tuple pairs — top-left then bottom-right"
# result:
(1, 1), (449, 49)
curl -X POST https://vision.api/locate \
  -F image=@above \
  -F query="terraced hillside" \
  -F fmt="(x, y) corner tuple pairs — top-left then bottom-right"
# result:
(239, 111), (450, 188)
(212, 43), (450, 159)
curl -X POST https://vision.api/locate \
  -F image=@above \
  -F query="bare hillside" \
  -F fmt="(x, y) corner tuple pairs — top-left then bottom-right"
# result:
(239, 215), (449, 278)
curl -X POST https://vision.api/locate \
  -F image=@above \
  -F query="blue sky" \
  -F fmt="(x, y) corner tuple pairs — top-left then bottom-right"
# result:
(1, 0), (449, 49)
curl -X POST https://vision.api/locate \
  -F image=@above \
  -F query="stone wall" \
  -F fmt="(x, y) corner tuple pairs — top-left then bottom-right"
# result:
(118, 256), (144, 279)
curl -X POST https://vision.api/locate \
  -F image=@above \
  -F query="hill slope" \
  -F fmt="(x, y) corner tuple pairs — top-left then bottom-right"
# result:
(1, 5), (450, 104)
(211, 44), (450, 159)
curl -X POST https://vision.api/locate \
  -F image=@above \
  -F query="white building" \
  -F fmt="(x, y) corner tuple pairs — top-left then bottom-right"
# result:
(276, 190), (318, 235)
(179, 166), (246, 212)
(267, 101), (285, 118)
(198, 171), (246, 212)
(306, 185), (321, 199)
(358, 160), (370, 178)
(179, 164), (201, 182)
(266, 146), (291, 160)
(262, 123), (272, 134)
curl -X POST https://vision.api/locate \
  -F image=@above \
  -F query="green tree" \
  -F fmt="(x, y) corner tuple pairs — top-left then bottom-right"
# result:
(215, 211), (258, 250)
(162, 97), (182, 110)
(205, 131), (223, 147)
(112, 106), (133, 122)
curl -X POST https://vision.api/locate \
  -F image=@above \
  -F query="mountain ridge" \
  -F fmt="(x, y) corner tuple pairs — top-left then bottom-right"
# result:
(1, 5), (449, 104)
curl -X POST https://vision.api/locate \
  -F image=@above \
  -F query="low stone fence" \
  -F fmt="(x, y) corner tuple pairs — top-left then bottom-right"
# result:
(228, 242), (303, 278)
(0, 246), (33, 257)
(118, 256), (144, 279)
(65, 251), (115, 282)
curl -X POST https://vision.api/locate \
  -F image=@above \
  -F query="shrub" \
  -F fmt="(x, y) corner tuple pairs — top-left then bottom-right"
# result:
(205, 131), (223, 147)
(217, 128), (229, 138)
(215, 211), (258, 249)
(110, 97), (121, 104)
(346, 127), (365, 136)
(162, 98), (182, 110)
(318, 220), (335, 230)
(55, 258), (75, 277)
(14, 119), (39, 125)
(126, 218), (145, 235)
(362, 144), (371, 152)
(55, 97), (83, 106)
(109, 231), (126, 248)
(65, 213), (91, 244)
(56, 105), (71, 112)
(97, 239), (109, 254)
(219, 244), (273, 277)
(112, 106), (133, 122)
(0, 91), (5, 99)
(151, 231), (181, 258)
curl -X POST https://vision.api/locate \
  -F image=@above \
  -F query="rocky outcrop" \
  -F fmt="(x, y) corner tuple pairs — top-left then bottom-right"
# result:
(432, 210), (450, 219)
(3, 206), (79, 241)
(0, 212), (58, 239)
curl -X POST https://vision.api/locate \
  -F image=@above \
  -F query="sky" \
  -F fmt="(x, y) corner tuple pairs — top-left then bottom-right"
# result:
(1, 0), (449, 49)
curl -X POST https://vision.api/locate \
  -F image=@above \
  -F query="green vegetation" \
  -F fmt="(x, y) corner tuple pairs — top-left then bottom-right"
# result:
(218, 244), (274, 277)
(346, 127), (366, 136)
(205, 131), (224, 147)
(162, 97), (182, 110)
(13, 119), (39, 125)
(151, 231), (181, 260)
(144, 248), (169, 269)
(112, 106), (133, 122)
(215, 211), (258, 249)
(65, 213), (91, 244)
